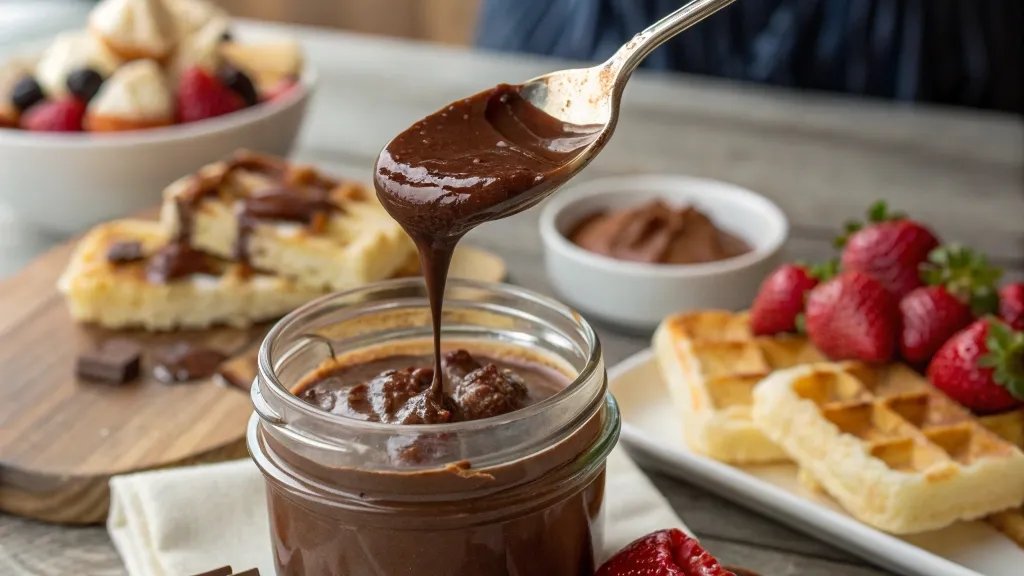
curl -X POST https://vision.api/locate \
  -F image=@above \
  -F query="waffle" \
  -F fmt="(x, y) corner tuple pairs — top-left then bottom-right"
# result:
(752, 362), (1024, 534)
(158, 151), (415, 291)
(57, 219), (326, 330)
(652, 310), (827, 463)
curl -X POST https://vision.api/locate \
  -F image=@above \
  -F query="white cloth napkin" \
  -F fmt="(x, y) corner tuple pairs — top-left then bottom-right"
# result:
(108, 446), (687, 576)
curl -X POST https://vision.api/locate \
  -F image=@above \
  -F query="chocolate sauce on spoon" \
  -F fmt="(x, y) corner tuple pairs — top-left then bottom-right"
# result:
(374, 84), (599, 420)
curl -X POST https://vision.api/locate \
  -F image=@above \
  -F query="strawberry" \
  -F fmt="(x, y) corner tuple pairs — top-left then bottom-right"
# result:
(837, 201), (940, 299)
(899, 245), (1002, 364)
(805, 271), (899, 362)
(176, 66), (245, 123)
(927, 318), (1024, 414)
(1000, 283), (1024, 330)
(750, 261), (834, 335)
(596, 529), (736, 576)
(19, 97), (86, 132)
(899, 287), (973, 365)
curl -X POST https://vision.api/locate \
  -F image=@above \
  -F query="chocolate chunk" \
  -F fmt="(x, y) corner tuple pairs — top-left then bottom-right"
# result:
(77, 339), (142, 384)
(189, 567), (232, 576)
(214, 347), (260, 392)
(299, 381), (341, 412)
(106, 240), (145, 264)
(153, 343), (228, 384)
(442, 349), (482, 386)
(344, 367), (459, 424)
(232, 570), (260, 576)
(454, 362), (528, 421)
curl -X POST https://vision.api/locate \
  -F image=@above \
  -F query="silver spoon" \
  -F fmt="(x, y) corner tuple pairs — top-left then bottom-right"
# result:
(501, 0), (738, 217)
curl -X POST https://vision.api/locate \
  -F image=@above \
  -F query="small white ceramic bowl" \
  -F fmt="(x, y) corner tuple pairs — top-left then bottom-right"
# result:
(0, 68), (315, 234)
(539, 174), (789, 331)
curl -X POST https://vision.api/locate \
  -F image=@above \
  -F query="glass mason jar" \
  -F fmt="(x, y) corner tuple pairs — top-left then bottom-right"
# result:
(247, 278), (620, 576)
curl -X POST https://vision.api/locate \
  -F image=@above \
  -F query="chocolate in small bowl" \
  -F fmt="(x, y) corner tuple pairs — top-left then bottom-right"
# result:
(539, 174), (789, 330)
(567, 199), (751, 265)
(247, 279), (620, 576)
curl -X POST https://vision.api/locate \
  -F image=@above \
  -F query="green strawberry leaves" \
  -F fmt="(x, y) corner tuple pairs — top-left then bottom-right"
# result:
(920, 244), (1003, 316)
(808, 259), (839, 282)
(834, 200), (907, 248)
(979, 318), (1024, 401)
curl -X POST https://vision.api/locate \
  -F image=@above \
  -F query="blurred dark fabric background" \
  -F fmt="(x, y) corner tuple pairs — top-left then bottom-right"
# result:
(477, 0), (1023, 114)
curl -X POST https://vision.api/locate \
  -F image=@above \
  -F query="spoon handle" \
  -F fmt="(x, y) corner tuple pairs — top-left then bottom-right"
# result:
(606, 0), (738, 81)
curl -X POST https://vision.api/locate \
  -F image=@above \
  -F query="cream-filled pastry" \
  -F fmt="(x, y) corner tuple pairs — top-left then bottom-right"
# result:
(219, 40), (303, 90)
(167, 0), (229, 41)
(89, 0), (178, 61)
(167, 17), (225, 86)
(85, 59), (173, 131)
(35, 31), (123, 98)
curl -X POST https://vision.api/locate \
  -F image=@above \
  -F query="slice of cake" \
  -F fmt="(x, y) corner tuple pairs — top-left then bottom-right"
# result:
(158, 151), (415, 291)
(58, 219), (326, 330)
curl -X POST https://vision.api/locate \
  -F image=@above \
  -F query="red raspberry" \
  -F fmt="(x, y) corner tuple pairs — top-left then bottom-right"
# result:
(20, 98), (86, 132)
(176, 66), (245, 123)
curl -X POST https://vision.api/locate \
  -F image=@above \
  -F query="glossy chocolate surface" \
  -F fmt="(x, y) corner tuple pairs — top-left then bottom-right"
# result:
(568, 200), (751, 264)
(375, 84), (598, 416)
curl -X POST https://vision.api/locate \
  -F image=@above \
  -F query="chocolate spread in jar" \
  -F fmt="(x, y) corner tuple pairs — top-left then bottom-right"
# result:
(293, 350), (561, 425)
(271, 345), (606, 576)
(568, 200), (751, 264)
(374, 84), (600, 416)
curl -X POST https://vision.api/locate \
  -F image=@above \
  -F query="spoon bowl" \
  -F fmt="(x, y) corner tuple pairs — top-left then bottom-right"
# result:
(504, 0), (739, 216)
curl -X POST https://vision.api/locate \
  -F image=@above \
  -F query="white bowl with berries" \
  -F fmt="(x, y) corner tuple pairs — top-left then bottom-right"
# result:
(0, 0), (312, 233)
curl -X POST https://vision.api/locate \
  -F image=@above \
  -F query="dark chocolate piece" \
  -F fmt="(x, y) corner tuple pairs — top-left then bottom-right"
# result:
(453, 362), (528, 421)
(76, 339), (142, 384)
(214, 346), (260, 392)
(106, 240), (145, 264)
(232, 570), (260, 576)
(153, 343), (228, 384)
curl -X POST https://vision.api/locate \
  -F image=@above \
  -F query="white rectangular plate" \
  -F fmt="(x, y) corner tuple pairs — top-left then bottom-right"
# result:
(609, 348), (1024, 576)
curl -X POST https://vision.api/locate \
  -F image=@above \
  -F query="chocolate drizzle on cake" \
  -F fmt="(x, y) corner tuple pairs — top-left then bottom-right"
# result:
(108, 151), (348, 283)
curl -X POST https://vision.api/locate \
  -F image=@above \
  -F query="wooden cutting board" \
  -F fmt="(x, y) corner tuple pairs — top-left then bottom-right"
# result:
(0, 225), (506, 525)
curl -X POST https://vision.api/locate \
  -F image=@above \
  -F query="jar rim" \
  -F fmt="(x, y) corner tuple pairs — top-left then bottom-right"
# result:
(257, 277), (603, 434)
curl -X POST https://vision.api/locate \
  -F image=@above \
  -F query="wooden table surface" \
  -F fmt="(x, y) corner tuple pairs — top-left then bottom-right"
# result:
(1, 15), (1023, 576)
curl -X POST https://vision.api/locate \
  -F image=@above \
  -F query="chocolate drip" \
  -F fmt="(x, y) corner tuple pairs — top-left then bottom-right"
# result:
(374, 84), (599, 417)
(233, 185), (340, 266)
